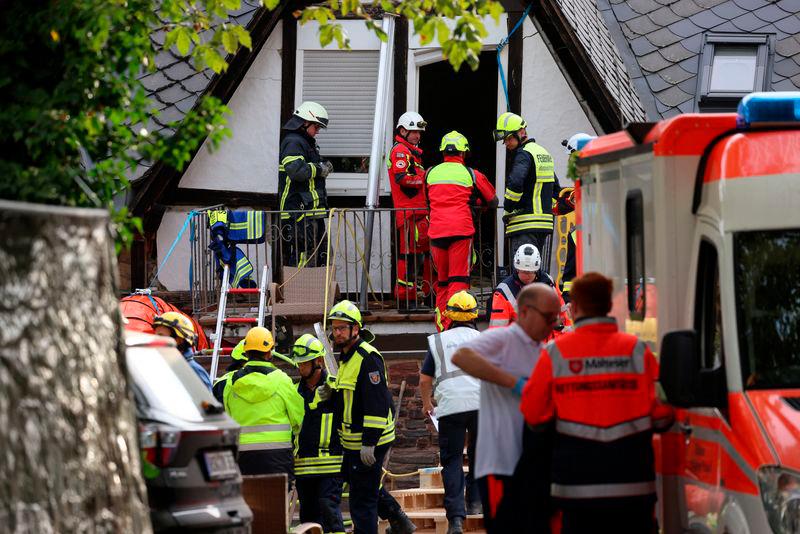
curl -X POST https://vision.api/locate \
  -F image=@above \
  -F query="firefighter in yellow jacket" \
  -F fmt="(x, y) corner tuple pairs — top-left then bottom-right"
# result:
(222, 326), (305, 477)
(292, 334), (346, 533)
(328, 301), (416, 534)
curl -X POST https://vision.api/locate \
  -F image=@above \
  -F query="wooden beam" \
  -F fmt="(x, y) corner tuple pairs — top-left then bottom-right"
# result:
(392, 17), (408, 126)
(507, 10), (524, 115)
(280, 13), (298, 126)
(168, 188), (279, 208)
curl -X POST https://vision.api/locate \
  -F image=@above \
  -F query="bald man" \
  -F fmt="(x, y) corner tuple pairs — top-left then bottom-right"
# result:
(452, 283), (561, 533)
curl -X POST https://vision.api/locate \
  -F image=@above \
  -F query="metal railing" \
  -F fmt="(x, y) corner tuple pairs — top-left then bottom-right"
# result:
(189, 207), (516, 318)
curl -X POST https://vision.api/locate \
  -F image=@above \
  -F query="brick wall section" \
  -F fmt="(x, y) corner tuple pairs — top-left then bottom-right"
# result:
(385, 358), (439, 490)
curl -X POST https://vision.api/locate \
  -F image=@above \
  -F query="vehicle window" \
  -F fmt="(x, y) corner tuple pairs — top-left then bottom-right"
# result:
(694, 240), (724, 370)
(735, 229), (800, 389)
(127, 346), (216, 422)
(626, 190), (646, 320)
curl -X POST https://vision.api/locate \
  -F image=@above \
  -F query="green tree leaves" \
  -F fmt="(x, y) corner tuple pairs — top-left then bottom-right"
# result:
(0, 0), (504, 250)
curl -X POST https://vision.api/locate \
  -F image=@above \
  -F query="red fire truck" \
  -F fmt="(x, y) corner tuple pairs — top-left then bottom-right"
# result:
(575, 92), (800, 533)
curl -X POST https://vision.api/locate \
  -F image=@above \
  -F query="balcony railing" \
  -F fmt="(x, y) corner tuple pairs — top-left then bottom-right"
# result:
(189, 207), (560, 319)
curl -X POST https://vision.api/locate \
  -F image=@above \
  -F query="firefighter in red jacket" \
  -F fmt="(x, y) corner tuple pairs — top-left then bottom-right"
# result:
(425, 131), (498, 331)
(489, 244), (570, 335)
(520, 272), (673, 533)
(388, 111), (432, 310)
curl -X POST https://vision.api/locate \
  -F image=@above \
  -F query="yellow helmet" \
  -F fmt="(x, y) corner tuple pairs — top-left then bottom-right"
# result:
(243, 326), (275, 353)
(439, 131), (470, 153)
(292, 334), (325, 364)
(153, 311), (197, 347)
(446, 291), (479, 322)
(328, 300), (363, 327)
(494, 112), (527, 141)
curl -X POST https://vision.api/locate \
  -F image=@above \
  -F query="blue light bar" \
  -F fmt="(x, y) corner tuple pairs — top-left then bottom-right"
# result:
(575, 136), (595, 151)
(737, 92), (800, 129)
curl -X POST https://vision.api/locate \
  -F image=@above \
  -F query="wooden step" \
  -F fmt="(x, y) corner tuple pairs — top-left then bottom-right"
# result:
(379, 510), (484, 534)
(390, 488), (444, 511)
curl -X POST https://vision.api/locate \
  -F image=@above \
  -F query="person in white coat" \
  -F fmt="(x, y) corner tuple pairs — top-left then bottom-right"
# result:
(419, 291), (482, 534)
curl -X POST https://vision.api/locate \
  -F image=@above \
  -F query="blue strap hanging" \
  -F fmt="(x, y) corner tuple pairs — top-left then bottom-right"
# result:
(148, 209), (198, 289)
(497, 4), (532, 111)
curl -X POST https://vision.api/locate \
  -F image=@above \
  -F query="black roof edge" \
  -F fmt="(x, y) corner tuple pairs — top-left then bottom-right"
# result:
(626, 122), (657, 144)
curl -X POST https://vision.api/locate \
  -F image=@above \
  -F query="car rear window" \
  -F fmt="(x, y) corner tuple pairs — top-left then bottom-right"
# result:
(127, 346), (217, 422)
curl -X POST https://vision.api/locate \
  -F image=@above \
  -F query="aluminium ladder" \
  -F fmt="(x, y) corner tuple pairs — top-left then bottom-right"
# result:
(207, 264), (270, 380)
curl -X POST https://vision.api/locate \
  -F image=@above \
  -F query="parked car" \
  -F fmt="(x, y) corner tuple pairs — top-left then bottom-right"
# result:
(126, 332), (252, 532)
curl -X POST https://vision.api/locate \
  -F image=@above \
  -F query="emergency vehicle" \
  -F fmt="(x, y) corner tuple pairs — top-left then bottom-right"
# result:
(575, 92), (800, 533)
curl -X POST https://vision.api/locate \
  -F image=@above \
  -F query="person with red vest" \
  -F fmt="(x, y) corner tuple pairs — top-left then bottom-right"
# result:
(489, 244), (570, 336)
(425, 131), (497, 331)
(388, 111), (432, 310)
(520, 272), (673, 533)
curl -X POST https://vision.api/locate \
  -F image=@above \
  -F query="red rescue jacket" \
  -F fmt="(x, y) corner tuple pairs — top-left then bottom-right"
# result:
(520, 317), (663, 502)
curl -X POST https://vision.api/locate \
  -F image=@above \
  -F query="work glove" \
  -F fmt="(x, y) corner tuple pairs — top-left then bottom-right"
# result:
(319, 160), (333, 178)
(360, 445), (376, 467)
(317, 383), (332, 402)
(512, 376), (527, 397)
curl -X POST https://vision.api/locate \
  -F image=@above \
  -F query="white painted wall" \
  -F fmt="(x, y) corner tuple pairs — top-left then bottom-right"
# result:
(520, 18), (596, 184)
(178, 26), (283, 193)
(156, 208), (201, 291)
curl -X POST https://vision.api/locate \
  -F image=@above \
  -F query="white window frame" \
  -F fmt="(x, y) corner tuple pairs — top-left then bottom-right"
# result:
(296, 20), (393, 196)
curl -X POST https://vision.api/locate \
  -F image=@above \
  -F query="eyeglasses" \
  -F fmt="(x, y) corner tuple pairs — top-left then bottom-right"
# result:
(523, 304), (560, 325)
(331, 325), (351, 333)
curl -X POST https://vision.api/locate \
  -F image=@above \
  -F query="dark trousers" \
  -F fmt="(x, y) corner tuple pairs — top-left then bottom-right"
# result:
(438, 410), (480, 519)
(296, 476), (345, 533)
(559, 498), (656, 534)
(478, 426), (553, 534)
(343, 445), (401, 534)
(283, 216), (326, 267)
(508, 231), (552, 272)
(238, 449), (294, 481)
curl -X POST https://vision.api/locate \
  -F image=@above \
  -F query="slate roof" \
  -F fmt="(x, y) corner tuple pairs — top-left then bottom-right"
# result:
(133, 0), (263, 177)
(593, 0), (800, 118)
(554, 0), (649, 123)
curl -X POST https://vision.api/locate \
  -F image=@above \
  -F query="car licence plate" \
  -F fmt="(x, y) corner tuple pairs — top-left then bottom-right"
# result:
(204, 450), (239, 480)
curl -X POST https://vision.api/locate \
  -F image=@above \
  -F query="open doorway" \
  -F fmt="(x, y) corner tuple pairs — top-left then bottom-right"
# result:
(418, 51), (498, 292)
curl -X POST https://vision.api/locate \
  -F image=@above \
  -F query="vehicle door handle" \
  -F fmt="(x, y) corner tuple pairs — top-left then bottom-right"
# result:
(678, 421), (692, 436)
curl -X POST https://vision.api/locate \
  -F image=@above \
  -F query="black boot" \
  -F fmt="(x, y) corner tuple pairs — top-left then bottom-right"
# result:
(447, 516), (464, 534)
(387, 509), (417, 534)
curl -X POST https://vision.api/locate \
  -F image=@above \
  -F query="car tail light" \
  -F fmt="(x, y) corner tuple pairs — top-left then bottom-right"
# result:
(139, 423), (182, 467)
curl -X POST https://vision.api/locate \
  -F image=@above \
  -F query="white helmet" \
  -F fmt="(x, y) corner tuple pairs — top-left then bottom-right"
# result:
(563, 132), (594, 154)
(397, 111), (427, 131)
(294, 101), (329, 128)
(514, 244), (541, 273)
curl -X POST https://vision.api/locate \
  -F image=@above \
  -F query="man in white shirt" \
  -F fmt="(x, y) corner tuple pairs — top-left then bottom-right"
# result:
(451, 283), (561, 533)
(420, 291), (483, 534)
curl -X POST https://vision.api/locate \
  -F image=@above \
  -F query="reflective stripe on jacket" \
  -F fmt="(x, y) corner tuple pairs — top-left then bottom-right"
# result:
(334, 339), (395, 451)
(425, 326), (481, 417)
(223, 360), (305, 452)
(295, 370), (343, 477)
(520, 317), (660, 500)
(504, 140), (557, 234)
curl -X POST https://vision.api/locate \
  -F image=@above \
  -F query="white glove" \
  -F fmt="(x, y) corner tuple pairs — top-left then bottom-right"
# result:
(320, 160), (333, 178)
(317, 383), (332, 402)
(360, 445), (376, 467)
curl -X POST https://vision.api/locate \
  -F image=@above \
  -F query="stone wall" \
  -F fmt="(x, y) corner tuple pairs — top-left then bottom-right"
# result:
(385, 358), (439, 490)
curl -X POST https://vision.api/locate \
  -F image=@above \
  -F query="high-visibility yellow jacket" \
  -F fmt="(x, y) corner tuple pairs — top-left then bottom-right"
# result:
(295, 370), (343, 477)
(223, 360), (305, 453)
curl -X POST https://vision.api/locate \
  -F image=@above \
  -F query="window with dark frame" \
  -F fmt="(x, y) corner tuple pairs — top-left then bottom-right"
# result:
(694, 240), (724, 371)
(696, 33), (772, 112)
(625, 190), (645, 320)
